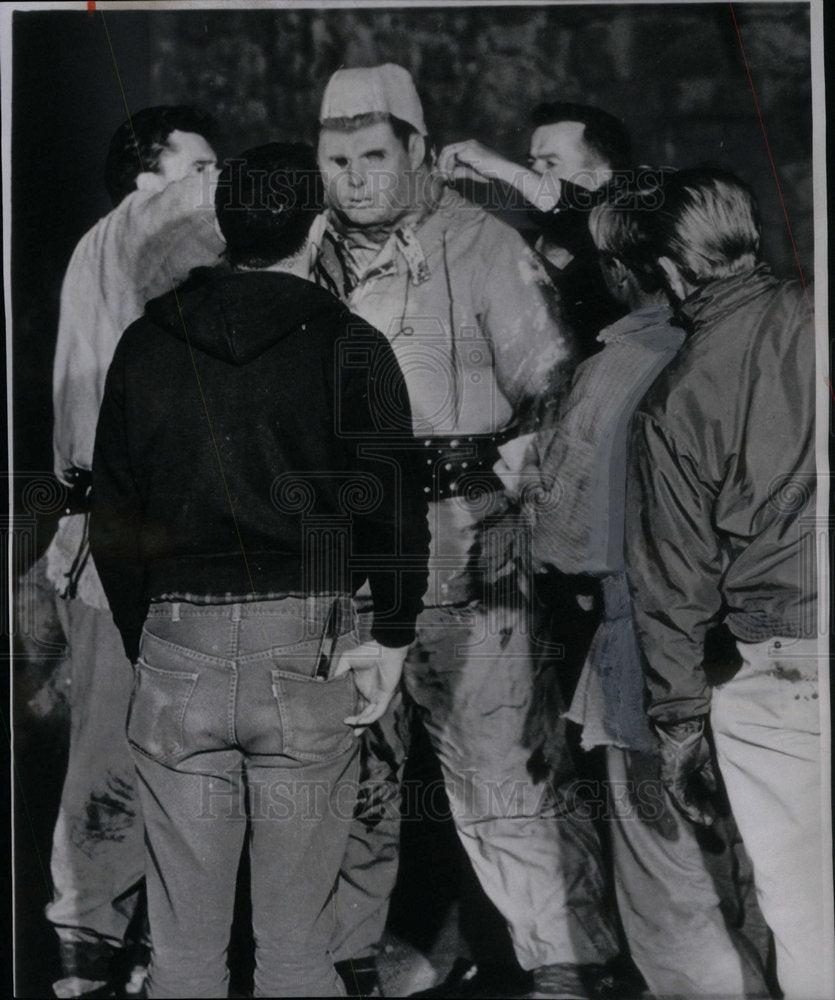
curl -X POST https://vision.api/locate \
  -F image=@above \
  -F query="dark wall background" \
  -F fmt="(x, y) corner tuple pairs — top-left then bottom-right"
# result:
(144, 2), (812, 274)
(12, 2), (814, 513)
(12, 11), (151, 523)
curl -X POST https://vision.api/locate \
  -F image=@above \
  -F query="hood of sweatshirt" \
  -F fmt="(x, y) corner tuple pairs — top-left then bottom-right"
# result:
(144, 266), (348, 365)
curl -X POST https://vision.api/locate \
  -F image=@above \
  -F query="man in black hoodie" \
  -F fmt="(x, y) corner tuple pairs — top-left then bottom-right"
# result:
(90, 143), (429, 998)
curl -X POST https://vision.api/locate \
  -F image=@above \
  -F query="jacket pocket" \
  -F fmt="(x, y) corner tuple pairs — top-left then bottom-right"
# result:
(271, 670), (357, 763)
(127, 658), (199, 763)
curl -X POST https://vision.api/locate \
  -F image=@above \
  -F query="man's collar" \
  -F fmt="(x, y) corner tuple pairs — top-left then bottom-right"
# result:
(676, 263), (776, 329)
(392, 226), (431, 285)
(597, 303), (674, 345)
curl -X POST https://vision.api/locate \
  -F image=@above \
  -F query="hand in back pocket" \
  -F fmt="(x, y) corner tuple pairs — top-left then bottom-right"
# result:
(332, 640), (409, 734)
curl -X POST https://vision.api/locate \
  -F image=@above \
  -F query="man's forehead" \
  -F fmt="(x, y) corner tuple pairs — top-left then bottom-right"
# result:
(318, 120), (400, 155)
(163, 129), (215, 160)
(530, 120), (588, 154)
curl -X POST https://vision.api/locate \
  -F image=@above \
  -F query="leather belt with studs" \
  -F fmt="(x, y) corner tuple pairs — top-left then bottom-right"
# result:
(417, 433), (509, 501)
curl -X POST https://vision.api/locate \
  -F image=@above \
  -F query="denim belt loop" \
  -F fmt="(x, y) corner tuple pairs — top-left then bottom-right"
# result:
(231, 603), (242, 622)
(171, 602), (180, 622)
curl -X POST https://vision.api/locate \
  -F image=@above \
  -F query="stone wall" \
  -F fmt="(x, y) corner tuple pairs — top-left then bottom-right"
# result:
(148, 3), (813, 279)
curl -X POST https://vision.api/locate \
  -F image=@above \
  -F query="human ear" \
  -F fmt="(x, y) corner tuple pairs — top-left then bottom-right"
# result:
(599, 255), (630, 302)
(608, 257), (630, 289)
(657, 255), (688, 301)
(407, 133), (426, 171)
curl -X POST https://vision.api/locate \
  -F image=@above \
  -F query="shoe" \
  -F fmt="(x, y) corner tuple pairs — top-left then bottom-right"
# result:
(54, 939), (120, 998)
(52, 979), (115, 999)
(412, 957), (532, 998)
(592, 964), (650, 999)
(54, 938), (150, 999)
(112, 941), (150, 998)
(120, 962), (149, 999)
(375, 934), (438, 996)
(527, 963), (604, 1000)
(335, 956), (382, 997)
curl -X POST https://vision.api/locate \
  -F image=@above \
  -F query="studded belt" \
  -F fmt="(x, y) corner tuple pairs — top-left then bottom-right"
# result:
(417, 433), (510, 501)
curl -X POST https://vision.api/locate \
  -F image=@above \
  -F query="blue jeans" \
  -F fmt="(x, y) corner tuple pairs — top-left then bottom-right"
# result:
(132, 597), (361, 998)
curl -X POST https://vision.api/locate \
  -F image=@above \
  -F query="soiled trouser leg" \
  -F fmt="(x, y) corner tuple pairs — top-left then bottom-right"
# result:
(606, 746), (767, 997)
(404, 602), (619, 971)
(46, 598), (144, 981)
(329, 692), (410, 962)
(711, 637), (833, 1000)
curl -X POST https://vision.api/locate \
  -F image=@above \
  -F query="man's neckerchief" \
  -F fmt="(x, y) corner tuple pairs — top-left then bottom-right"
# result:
(320, 169), (445, 295)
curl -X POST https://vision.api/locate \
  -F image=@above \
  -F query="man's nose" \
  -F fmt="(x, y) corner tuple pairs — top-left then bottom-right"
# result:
(346, 166), (366, 190)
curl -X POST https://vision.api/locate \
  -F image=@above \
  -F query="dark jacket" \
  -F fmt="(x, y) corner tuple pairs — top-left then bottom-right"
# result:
(90, 268), (429, 662)
(530, 180), (625, 356)
(625, 265), (816, 723)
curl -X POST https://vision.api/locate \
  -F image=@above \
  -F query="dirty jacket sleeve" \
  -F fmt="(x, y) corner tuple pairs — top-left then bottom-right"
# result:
(477, 231), (575, 430)
(625, 411), (722, 722)
(53, 174), (223, 481)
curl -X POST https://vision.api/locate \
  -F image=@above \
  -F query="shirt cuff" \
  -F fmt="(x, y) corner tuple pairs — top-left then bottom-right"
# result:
(369, 623), (416, 649)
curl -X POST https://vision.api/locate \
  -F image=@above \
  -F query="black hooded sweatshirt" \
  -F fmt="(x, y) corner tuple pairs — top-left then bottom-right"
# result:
(90, 267), (429, 662)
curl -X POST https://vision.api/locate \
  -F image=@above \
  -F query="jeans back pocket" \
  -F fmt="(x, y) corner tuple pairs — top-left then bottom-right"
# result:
(127, 658), (199, 764)
(271, 670), (357, 763)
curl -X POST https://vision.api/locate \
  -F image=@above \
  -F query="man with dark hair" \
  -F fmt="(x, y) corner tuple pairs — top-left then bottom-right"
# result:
(312, 63), (619, 1000)
(44, 105), (222, 999)
(626, 166), (832, 1000)
(90, 141), (428, 999)
(530, 102), (632, 177)
(215, 146), (322, 266)
(438, 101), (631, 356)
(103, 105), (217, 205)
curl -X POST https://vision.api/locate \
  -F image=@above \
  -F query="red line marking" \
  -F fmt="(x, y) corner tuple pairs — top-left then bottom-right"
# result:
(87, 1), (96, 13)
(728, 3), (813, 320)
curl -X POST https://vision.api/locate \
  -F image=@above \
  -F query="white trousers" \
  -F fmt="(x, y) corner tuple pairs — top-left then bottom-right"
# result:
(711, 636), (833, 1000)
(607, 746), (765, 997)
